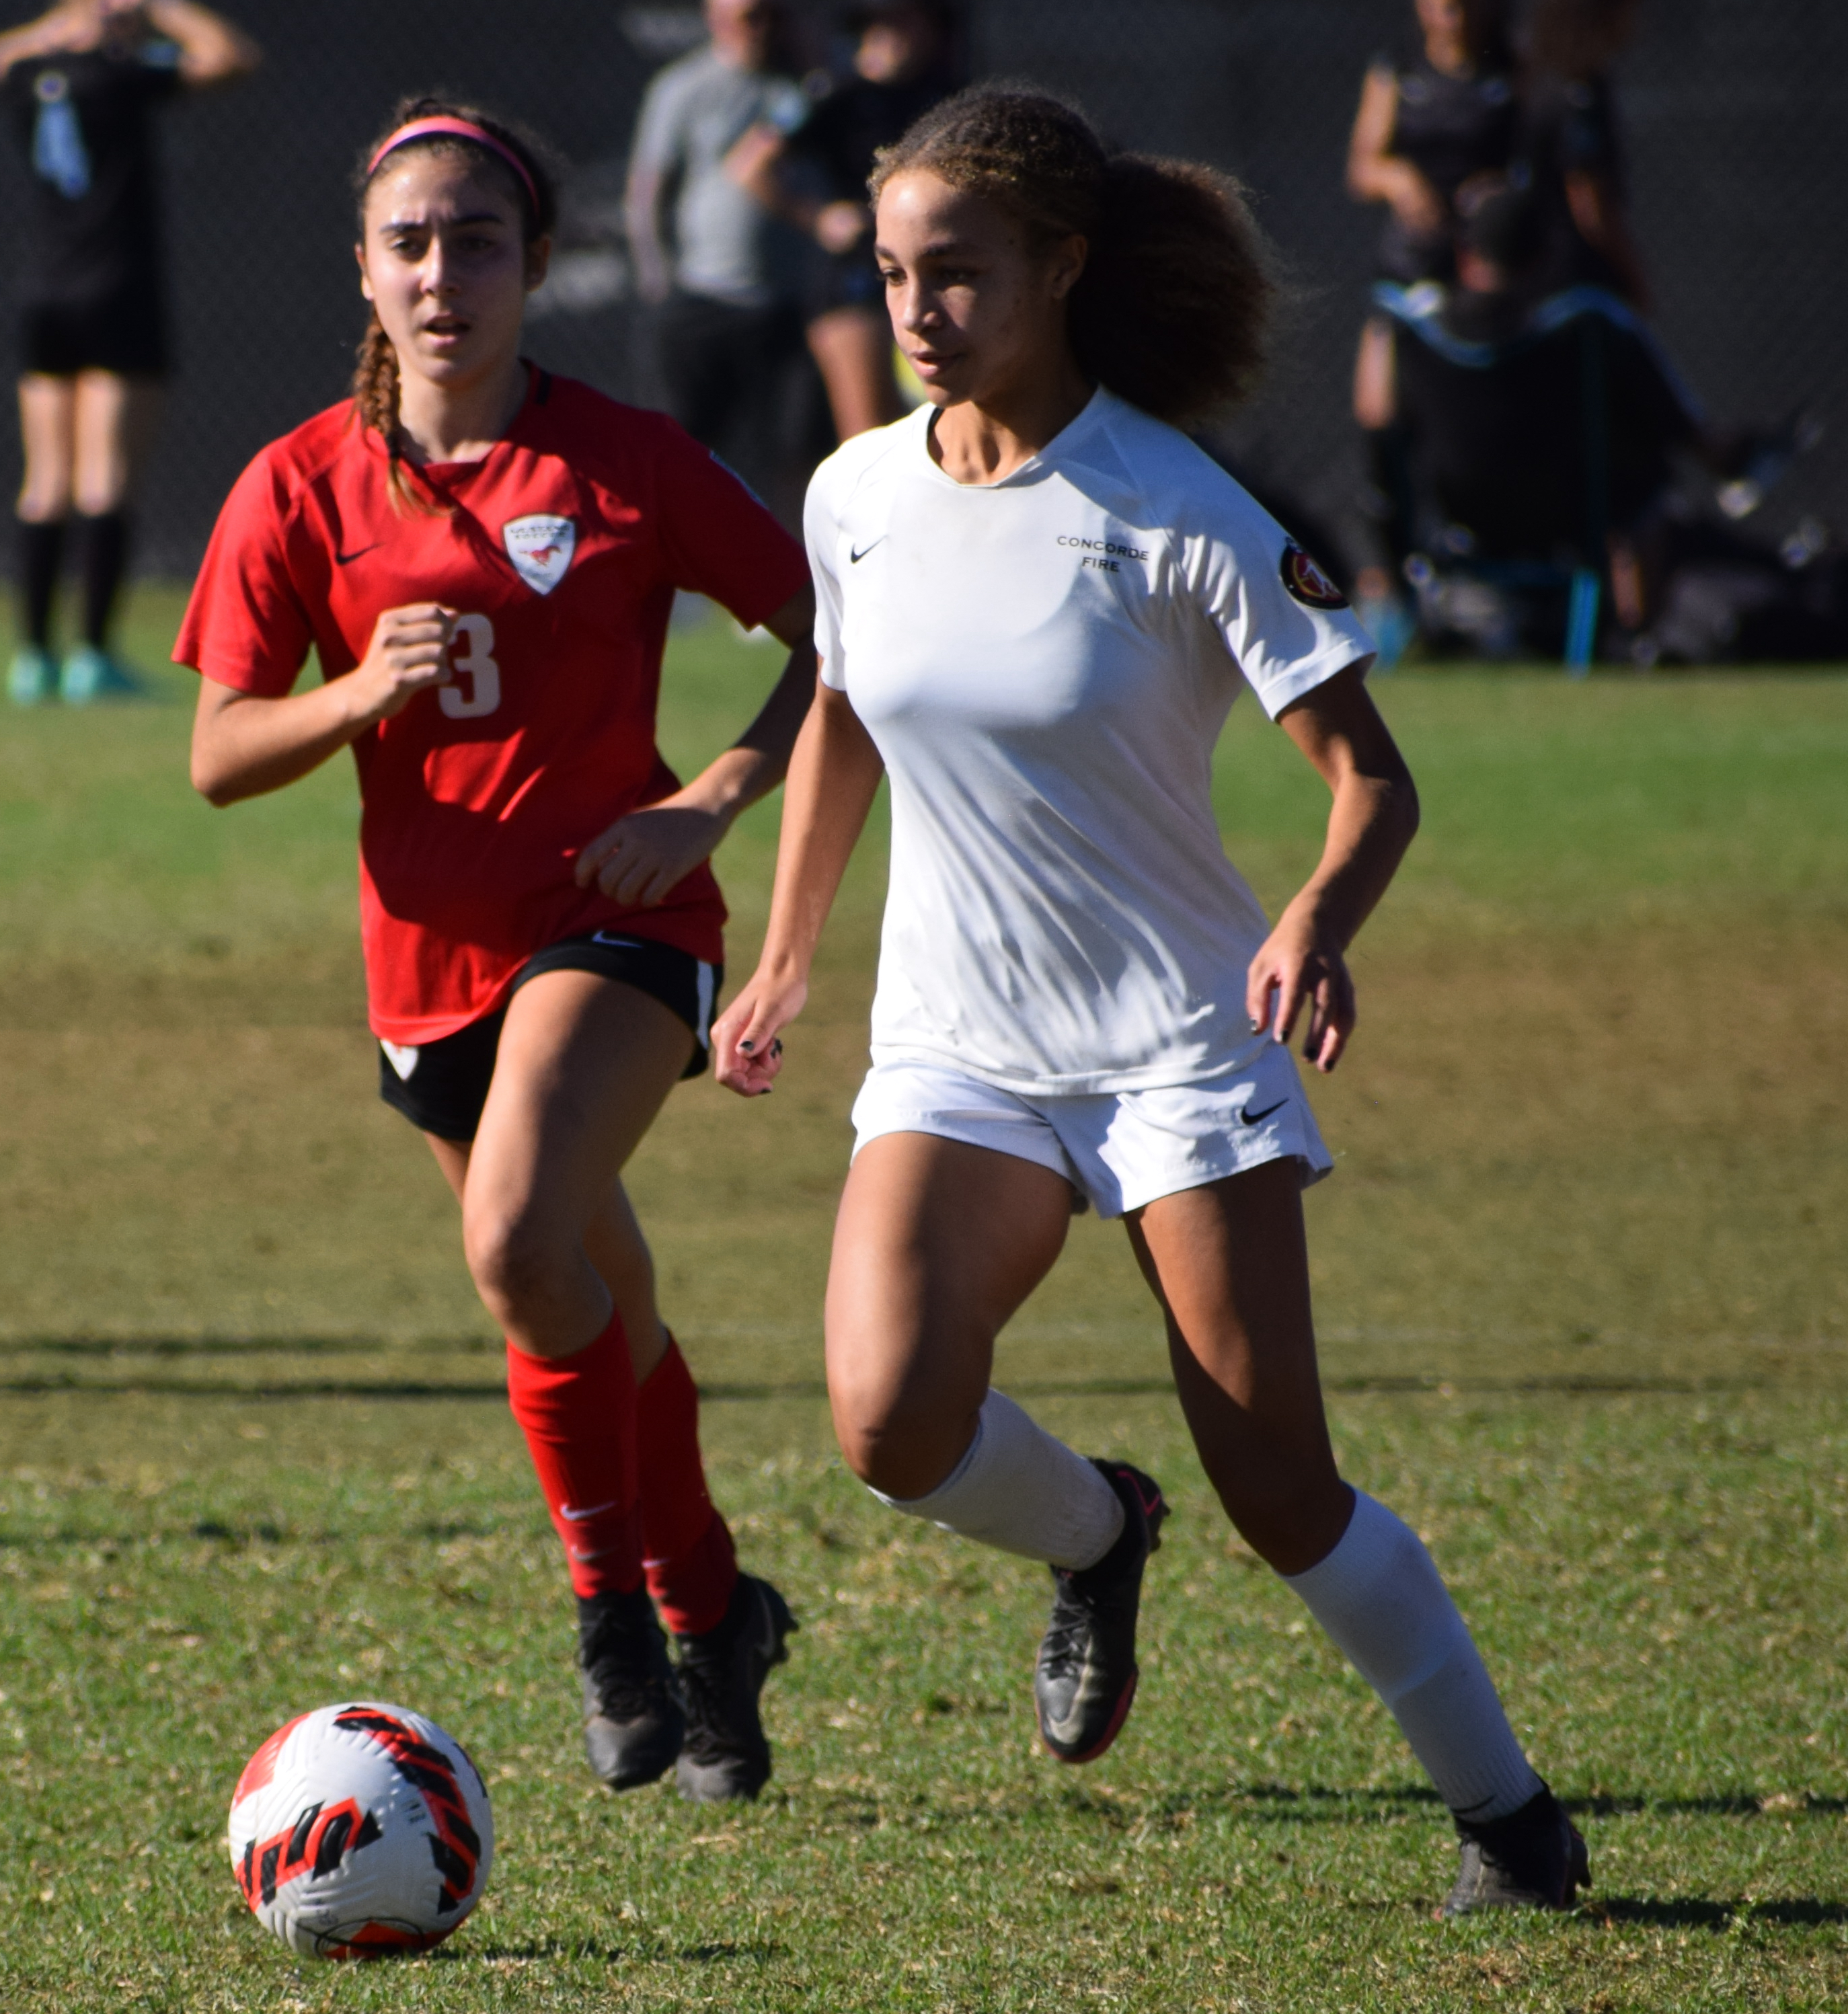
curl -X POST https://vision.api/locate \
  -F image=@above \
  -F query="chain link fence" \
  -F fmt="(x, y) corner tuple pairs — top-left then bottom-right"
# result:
(1, 0), (1842, 579)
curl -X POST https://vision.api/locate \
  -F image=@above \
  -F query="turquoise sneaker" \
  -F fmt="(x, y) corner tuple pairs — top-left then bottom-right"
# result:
(7, 644), (55, 704)
(59, 642), (141, 703)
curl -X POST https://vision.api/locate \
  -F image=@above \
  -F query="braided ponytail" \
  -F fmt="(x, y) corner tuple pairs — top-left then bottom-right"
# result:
(350, 95), (561, 514)
(351, 309), (424, 514)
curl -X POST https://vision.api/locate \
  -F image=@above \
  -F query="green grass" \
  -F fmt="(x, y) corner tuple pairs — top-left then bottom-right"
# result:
(1, 590), (1845, 2007)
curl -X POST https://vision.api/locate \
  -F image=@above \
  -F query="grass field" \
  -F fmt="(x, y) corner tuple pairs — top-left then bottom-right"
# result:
(0, 590), (1844, 2009)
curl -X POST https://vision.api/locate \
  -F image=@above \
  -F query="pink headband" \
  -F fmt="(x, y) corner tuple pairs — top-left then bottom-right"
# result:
(367, 117), (540, 218)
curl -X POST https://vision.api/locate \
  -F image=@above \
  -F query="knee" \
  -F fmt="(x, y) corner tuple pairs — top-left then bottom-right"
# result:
(1209, 1460), (1354, 1578)
(830, 1385), (972, 1502)
(830, 1394), (902, 1492)
(16, 481), (70, 523)
(463, 1205), (572, 1325)
(71, 481), (124, 518)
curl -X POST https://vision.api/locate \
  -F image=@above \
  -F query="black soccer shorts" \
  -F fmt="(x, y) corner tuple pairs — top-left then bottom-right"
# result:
(376, 933), (721, 1144)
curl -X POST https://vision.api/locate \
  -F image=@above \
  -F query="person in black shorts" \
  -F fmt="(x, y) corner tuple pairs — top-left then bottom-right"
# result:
(730, 0), (958, 440)
(1345, 0), (1516, 618)
(1, 0), (256, 705)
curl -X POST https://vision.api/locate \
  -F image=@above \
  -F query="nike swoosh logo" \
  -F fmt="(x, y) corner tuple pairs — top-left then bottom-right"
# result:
(334, 543), (382, 566)
(1236, 1098), (1287, 1126)
(560, 1500), (619, 1522)
(849, 538), (886, 564)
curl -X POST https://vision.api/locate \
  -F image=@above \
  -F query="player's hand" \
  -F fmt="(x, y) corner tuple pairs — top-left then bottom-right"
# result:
(1245, 906), (1357, 1075)
(1387, 163), (1446, 239)
(711, 966), (805, 1097)
(814, 200), (871, 255)
(574, 797), (732, 908)
(346, 604), (456, 724)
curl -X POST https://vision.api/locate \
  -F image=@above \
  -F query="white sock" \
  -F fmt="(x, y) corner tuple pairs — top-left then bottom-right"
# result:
(1284, 1490), (1543, 1822)
(870, 1389), (1126, 1570)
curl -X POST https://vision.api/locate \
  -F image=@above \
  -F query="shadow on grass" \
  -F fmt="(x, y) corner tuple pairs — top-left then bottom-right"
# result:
(1062, 1781), (1848, 1829)
(0, 1356), (1810, 1398)
(1571, 1792), (1848, 1818)
(1594, 1898), (1848, 1930)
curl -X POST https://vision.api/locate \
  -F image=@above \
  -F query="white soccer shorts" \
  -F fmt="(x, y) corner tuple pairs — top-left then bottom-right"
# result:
(849, 1046), (1333, 1218)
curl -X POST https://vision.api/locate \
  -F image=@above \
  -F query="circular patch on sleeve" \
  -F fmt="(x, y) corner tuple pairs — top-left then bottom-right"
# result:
(1280, 543), (1350, 610)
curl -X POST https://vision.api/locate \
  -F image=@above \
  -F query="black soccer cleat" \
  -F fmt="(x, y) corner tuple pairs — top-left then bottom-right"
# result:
(672, 1572), (798, 1804)
(1442, 1783), (1590, 1917)
(578, 1585), (685, 1791)
(1034, 1461), (1168, 1765)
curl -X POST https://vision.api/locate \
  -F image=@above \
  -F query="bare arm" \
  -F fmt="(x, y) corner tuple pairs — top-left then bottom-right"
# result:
(573, 586), (818, 906)
(1245, 664), (1420, 1073)
(624, 160), (673, 305)
(727, 123), (809, 224)
(189, 603), (455, 806)
(143, 0), (260, 85)
(711, 678), (887, 1095)
(726, 123), (870, 254)
(1565, 169), (1650, 310)
(1346, 63), (1445, 236)
(0, 7), (87, 77)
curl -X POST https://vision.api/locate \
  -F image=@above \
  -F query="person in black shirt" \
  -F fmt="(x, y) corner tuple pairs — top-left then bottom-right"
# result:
(730, 0), (958, 439)
(1380, 182), (1775, 654)
(1388, 189), (1696, 566)
(1344, 0), (1516, 623)
(1348, 0), (1518, 289)
(1, 0), (257, 704)
(1520, 0), (1648, 305)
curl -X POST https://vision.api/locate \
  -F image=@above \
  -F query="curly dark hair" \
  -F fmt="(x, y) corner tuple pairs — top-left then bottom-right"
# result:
(870, 85), (1274, 426)
(350, 96), (560, 512)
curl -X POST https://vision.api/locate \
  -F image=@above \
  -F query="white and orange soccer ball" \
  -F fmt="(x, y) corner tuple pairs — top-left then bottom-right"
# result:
(227, 1702), (493, 1959)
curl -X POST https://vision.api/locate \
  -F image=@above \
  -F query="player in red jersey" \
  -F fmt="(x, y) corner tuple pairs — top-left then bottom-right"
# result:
(176, 98), (814, 1804)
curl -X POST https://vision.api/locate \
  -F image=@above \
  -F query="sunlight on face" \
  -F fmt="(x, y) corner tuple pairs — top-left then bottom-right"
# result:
(356, 151), (547, 391)
(873, 169), (1085, 410)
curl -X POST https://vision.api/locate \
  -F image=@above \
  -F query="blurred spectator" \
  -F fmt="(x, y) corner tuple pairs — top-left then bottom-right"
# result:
(1348, 0), (1518, 288)
(1389, 187), (1694, 563)
(1377, 183), (1795, 656)
(2, 0), (258, 704)
(1346, 0), (1518, 617)
(1520, 0), (1649, 305)
(729, 1), (960, 440)
(625, 0), (816, 512)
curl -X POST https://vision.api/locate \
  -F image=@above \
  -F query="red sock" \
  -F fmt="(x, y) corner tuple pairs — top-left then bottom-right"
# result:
(505, 1311), (642, 1599)
(637, 1336), (738, 1637)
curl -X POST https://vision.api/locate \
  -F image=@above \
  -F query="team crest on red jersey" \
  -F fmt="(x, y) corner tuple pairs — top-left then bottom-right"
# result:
(1279, 543), (1349, 610)
(502, 514), (576, 596)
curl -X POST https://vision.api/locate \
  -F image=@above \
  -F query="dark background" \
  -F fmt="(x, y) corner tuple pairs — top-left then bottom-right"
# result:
(2, 0), (1843, 574)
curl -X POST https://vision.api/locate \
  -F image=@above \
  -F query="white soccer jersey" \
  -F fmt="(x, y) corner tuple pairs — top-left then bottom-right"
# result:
(806, 388), (1375, 1095)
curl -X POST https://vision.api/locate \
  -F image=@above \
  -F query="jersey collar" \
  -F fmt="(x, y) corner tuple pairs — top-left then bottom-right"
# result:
(917, 385), (1110, 491)
(362, 359), (545, 488)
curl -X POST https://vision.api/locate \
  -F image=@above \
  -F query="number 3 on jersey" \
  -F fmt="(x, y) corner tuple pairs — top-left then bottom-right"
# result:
(442, 613), (502, 719)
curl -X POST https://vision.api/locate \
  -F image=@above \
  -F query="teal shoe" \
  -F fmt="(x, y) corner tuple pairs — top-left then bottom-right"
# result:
(59, 642), (141, 704)
(7, 644), (55, 705)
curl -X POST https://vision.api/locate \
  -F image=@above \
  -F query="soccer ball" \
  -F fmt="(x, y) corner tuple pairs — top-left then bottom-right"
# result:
(227, 1701), (493, 1959)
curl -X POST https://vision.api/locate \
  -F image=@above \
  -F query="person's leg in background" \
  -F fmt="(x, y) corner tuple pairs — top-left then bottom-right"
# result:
(654, 291), (743, 453)
(61, 369), (163, 702)
(807, 303), (905, 442)
(11, 372), (75, 704)
(1351, 315), (1416, 665)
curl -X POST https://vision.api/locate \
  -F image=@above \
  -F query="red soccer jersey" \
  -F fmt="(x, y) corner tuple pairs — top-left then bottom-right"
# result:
(175, 369), (808, 1045)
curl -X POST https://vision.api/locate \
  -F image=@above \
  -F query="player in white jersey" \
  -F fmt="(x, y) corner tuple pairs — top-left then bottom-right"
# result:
(714, 86), (1588, 1916)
